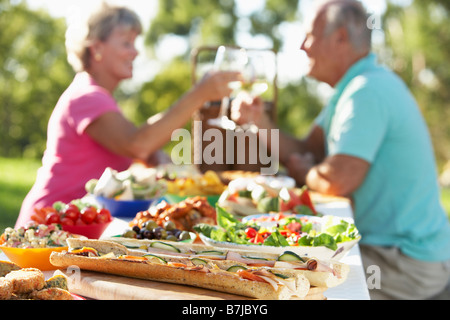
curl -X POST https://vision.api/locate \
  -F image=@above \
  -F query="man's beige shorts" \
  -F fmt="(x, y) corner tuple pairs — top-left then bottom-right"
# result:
(360, 244), (450, 300)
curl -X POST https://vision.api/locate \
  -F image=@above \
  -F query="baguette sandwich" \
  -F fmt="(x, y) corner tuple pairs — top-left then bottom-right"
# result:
(50, 238), (311, 300)
(105, 237), (350, 288)
(50, 237), (349, 299)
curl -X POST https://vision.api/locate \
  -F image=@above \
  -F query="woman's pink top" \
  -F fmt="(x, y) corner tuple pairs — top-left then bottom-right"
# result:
(16, 73), (132, 227)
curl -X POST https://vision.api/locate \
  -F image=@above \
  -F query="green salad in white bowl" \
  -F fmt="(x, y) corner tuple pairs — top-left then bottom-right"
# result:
(194, 207), (361, 261)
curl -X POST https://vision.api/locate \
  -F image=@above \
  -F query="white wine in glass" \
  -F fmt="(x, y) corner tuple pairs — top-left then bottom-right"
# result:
(207, 46), (248, 130)
(234, 50), (276, 132)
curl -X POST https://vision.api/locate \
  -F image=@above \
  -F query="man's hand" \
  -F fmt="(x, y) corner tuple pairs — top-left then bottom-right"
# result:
(230, 92), (264, 126)
(306, 154), (370, 197)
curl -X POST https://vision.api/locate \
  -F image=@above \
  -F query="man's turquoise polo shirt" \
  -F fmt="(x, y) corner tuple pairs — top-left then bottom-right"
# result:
(315, 53), (450, 261)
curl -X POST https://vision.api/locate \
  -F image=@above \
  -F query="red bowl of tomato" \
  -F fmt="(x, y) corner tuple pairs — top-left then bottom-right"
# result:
(60, 205), (113, 239)
(31, 201), (113, 239)
(61, 221), (111, 239)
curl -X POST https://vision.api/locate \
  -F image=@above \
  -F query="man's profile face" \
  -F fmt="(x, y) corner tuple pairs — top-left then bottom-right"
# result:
(300, 11), (340, 86)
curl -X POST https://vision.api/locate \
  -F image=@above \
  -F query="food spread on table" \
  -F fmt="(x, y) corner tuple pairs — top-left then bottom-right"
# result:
(128, 196), (216, 233)
(1, 168), (361, 300)
(86, 164), (167, 200)
(123, 220), (193, 242)
(217, 176), (320, 217)
(165, 170), (226, 197)
(1, 223), (73, 249)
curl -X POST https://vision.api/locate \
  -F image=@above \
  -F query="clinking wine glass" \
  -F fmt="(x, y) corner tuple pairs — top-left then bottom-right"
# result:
(208, 47), (275, 132)
(207, 46), (248, 131)
(233, 50), (276, 133)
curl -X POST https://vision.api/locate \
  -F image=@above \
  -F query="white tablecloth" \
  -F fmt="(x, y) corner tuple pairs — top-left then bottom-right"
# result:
(312, 202), (370, 300)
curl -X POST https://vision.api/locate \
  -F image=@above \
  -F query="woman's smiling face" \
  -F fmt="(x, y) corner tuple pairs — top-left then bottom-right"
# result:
(97, 25), (139, 81)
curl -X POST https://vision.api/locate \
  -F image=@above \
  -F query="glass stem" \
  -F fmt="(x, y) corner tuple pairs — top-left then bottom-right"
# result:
(219, 97), (230, 117)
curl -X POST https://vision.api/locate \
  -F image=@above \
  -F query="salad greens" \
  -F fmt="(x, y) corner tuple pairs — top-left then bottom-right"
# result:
(193, 206), (360, 251)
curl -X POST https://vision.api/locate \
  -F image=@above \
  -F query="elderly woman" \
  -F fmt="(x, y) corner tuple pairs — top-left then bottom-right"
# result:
(16, 3), (240, 227)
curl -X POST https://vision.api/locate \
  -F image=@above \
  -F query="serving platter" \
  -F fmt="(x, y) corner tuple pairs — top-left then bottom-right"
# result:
(54, 269), (326, 300)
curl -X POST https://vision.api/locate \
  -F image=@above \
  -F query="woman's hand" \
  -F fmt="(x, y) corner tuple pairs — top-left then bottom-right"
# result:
(195, 71), (242, 102)
(146, 150), (171, 167)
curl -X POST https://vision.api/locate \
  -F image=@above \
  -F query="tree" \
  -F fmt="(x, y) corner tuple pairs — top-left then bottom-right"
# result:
(16, 0), (450, 169)
(0, 0), (74, 158)
(135, 0), (321, 141)
(381, 0), (450, 168)
(145, 0), (301, 51)
(2, 0), (320, 160)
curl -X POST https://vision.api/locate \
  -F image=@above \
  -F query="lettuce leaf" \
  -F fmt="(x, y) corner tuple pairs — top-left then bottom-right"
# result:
(311, 233), (338, 251)
(193, 223), (216, 238)
(216, 206), (241, 229)
(297, 233), (338, 251)
(210, 227), (228, 242)
(263, 230), (290, 247)
(323, 218), (360, 243)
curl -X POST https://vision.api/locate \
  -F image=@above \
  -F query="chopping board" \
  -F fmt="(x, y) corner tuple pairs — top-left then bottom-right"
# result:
(54, 269), (327, 300)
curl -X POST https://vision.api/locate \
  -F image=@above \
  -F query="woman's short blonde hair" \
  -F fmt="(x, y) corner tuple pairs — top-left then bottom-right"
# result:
(65, 2), (142, 72)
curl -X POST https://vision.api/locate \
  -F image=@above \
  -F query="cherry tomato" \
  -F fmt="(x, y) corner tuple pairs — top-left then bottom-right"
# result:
(75, 218), (86, 226)
(245, 227), (257, 239)
(80, 206), (97, 224)
(286, 222), (302, 233)
(0, 233), (6, 244)
(30, 213), (46, 224)
(63, 203), (80, 222)
(46, 212), (61, 224)
(253, 233), (264, 244)
(95, 208), (112, 224)
(32, 207), (55, 224)
(60, 217), (75, 226)
(298, 187), (317, 214)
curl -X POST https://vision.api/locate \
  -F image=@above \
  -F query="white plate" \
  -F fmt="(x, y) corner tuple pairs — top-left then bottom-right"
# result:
(200, 214), (360, 261)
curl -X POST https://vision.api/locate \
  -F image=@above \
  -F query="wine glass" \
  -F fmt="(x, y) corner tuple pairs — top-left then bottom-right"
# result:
(235, 50), (276, 132)
(207, 46), (248, 131)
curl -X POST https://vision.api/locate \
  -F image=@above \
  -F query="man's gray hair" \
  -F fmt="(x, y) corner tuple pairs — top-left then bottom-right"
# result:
(321, 0), (372, 53)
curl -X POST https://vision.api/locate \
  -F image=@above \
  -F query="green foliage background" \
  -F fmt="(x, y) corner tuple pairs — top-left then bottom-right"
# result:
(2, 0), (450, 230)
(0, 1), (74, 158)
(1, 0), (450, 168)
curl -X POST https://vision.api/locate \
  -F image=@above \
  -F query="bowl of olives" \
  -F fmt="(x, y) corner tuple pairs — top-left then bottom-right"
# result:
(121, 220), (196, 243)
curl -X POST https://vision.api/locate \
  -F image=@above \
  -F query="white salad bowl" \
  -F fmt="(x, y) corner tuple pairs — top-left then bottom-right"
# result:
(199, 233), (360, 261)
(199, 214), (361, 261)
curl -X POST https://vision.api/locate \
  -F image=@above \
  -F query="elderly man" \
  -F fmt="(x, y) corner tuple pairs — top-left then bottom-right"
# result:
(231, 0), (450, 299)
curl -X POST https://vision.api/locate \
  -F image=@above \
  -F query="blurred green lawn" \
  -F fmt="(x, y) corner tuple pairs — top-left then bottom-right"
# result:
(0, 157), (41, 231)
(1, 157), (450, 232)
